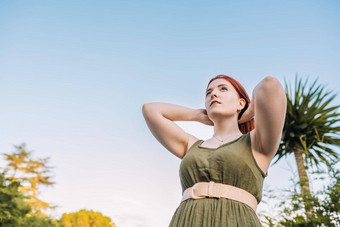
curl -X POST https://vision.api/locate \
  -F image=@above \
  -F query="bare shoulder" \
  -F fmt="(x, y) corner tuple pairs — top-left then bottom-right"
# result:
(250, 130), (273, 176)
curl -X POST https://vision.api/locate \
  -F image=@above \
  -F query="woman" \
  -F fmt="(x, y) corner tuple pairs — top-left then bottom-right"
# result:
(142, 75), (287, 226)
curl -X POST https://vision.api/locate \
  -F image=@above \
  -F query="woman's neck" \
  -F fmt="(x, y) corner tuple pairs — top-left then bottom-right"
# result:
(212, 117), (242, 140)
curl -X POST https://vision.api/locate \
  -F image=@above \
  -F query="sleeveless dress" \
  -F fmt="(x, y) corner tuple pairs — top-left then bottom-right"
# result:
(169, 132), (268, 227)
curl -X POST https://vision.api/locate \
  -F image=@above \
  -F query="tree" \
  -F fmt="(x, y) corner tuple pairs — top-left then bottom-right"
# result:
(61, 209), (116, 227)
(260, 163), (340, 226)
(274, 75), (340, 210)
(0, 172), (57, 227)
(0, 172), (30, 226)
(2, 143), (56, 214)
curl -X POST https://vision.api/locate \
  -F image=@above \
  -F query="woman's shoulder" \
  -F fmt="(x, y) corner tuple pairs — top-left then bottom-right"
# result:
(184, 134), (201, 154)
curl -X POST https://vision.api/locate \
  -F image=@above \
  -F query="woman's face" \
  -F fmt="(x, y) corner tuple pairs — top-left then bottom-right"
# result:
(205, 78), (245, 120)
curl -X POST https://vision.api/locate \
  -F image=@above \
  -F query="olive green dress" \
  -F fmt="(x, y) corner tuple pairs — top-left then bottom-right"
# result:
(169, 132), (267, 227)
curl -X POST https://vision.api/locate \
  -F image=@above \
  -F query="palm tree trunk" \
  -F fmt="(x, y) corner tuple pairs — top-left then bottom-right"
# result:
(293, 148), (310, 193)
(293, 148), (312, 214)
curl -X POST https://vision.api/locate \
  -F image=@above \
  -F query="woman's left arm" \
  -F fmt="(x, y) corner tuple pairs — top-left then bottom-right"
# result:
(240, 76), (287, 158)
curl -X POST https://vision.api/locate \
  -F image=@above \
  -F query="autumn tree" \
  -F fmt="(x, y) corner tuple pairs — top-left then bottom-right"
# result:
(61, 209), (116, 227)
(2, 143), (56, 215)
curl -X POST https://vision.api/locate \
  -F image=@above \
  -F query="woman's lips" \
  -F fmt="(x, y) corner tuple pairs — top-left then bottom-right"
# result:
(210, 101), (221, 106)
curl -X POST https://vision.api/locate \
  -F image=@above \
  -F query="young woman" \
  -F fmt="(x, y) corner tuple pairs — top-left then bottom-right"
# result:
(142, 75), (287, 226)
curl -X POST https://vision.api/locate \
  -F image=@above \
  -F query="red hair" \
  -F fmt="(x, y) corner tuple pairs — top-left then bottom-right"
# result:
(206, 74), (254, 134)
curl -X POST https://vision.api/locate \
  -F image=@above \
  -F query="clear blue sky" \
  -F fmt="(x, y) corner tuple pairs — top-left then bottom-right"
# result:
(1, 1), (339, 226)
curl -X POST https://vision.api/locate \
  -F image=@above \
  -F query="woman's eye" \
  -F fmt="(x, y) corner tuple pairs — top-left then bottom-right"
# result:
(206, 87), (227, 96)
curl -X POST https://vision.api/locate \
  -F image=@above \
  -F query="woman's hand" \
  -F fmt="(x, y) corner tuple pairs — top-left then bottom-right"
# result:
(196, 109), (214, 126)
(238, 101), (254, 124)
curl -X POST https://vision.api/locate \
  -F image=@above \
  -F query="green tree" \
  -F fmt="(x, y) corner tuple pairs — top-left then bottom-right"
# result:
(19, 215), (59, 227)
(274, 75), (340, 211)
(61, 209), (116, 227)
(0, 172), (30, 226)
(2, 143), (56, 214)
(0, 172), (57, 227)
(261, 164), (340, 226)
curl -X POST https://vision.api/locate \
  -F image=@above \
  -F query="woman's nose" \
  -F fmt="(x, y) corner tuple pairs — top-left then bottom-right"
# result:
(210, 91), (218, 98)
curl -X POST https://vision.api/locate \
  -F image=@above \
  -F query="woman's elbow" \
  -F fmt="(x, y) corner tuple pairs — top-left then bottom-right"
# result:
(263, 76), (280, 85)
(263, 76), (285, 94)
(265, 77), (287, 109)
(142, 103), (153, 116)
(142, 102), (162, 117)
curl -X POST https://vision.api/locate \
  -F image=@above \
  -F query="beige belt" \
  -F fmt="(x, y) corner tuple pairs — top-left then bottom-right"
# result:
(181, 181), (258, 212)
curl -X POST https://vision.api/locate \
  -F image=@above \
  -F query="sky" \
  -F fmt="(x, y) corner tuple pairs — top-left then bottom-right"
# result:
(0, 1), (339, 226)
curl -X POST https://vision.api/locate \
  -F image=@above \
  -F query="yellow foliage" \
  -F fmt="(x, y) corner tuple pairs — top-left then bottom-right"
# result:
(61, 209), (115, 227)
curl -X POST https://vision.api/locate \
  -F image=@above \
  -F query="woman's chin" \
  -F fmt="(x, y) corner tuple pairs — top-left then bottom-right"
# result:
(209, 110), (235, 119)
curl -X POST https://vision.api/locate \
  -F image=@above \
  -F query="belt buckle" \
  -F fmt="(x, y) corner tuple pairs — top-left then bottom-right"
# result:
(190, 183), (205, 200)
(208, 181), (215, 198)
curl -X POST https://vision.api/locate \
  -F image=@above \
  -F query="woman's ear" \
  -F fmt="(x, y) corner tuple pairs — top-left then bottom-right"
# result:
(238, 98), (246, 112)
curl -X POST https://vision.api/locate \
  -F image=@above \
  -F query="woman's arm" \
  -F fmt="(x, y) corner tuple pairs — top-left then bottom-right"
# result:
(142, 102), (213, 159)
(240, 76), (287, 159)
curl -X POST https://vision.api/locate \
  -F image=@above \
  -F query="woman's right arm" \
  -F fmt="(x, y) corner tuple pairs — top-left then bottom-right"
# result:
(142, 102), (212, 159)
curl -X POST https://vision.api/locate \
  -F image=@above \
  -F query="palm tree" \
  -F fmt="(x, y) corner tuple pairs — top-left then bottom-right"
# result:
(273, 74), (340, 210)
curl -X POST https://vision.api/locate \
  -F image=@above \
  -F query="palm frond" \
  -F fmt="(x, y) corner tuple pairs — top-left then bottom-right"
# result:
(274, 74), (340, 168)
